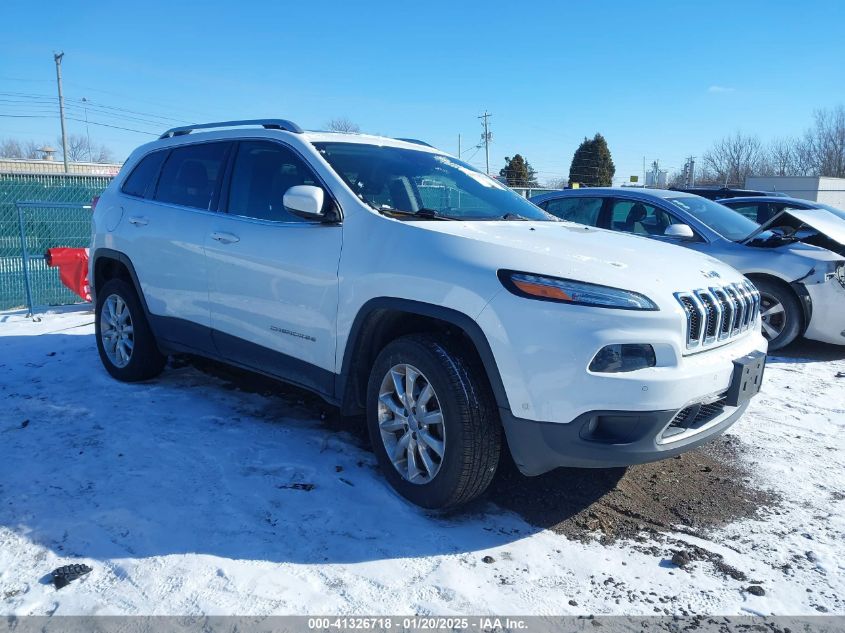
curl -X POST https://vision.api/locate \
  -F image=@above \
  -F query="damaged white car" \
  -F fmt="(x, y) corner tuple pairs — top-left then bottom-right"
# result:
(531, 189), (845, 350)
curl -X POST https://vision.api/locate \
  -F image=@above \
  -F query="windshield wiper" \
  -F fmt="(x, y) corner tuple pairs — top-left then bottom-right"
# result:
(381, 207), (458, 221)
(744, 230), (799, 245)
(501, 212), (530, 221)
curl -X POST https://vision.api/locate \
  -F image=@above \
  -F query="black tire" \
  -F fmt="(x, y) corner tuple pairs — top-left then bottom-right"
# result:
(95, 277), (166, 381)
(366, 334), (501, 509)
(751, 277), (802, 351)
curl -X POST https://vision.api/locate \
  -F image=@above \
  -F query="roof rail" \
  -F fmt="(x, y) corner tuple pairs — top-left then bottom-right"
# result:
(159, 119), (303, 140)
(394, 137), (435, 148)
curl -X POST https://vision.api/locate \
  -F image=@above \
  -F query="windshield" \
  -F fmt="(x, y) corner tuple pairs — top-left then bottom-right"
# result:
(666, 196), (761, 241)
(312, 142), (556, 221)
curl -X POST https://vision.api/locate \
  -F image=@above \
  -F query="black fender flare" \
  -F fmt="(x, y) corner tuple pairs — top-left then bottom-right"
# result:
(91, 248), (151, 319)
(336, 297), (511, 414)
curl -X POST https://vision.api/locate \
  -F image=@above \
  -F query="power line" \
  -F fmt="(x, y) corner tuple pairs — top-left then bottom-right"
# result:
(0, 112), (158, 135)
(64, 81), (220, 120)
(0, 91), (189, 125)
(66, 116), (158, 136)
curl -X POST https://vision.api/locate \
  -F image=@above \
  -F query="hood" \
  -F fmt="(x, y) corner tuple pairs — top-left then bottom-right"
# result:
(742, 208), (845, 256)
(417, 220), (747, 298)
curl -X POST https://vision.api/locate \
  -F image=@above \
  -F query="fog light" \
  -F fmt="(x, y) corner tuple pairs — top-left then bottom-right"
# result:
(589, 344), (656, 373)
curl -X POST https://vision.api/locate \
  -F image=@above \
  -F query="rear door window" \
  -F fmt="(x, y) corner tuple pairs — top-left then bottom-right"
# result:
(153, 142), (231, 210)
(121, 150), (167, 198)
(542, 197), (603, 226)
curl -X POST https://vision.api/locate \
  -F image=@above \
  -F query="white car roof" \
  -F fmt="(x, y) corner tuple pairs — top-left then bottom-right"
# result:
(301, 131), (442, 152)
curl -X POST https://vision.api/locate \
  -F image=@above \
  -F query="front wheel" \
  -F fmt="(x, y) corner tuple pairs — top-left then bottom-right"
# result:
(752, 277), (803, 351)
(366, 334), (501, 509)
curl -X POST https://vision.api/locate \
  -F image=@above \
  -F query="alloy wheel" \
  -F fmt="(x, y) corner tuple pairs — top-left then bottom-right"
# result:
(759, 292), (786, 341)
(100, 294), (134, 368)
(377, 363), (446, 484)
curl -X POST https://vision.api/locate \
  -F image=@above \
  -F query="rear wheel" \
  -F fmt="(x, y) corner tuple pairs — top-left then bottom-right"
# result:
(95, 278), (166, 381)
(366, 334), (501, 509)
(752, 277), (802, 351)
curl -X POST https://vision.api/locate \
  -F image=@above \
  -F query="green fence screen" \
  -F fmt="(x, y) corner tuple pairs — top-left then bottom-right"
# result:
(0, 173), (113, 311)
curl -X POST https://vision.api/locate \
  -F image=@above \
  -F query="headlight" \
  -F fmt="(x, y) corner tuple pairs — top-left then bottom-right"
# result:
(498, 270), (658, 311)
(836, 263), (845, 288)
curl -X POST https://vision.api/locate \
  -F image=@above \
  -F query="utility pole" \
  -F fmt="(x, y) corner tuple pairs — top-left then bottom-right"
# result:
(683, 156), (696, 187)
(478, 111), (491, 174)
(54, 52), (69, 173)
(82, 97), (92, 162)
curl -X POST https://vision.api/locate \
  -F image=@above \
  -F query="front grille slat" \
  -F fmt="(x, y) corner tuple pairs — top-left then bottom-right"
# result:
(675, 280), (760, 351)
(695, 290), (721, 342)
(711, 288), (733, 340)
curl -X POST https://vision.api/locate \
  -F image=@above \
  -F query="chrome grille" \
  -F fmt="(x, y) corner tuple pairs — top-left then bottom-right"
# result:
(675, 280), (761, 351)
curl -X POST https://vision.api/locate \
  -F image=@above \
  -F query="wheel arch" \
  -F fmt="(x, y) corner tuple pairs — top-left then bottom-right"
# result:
(92, 249), (152, 319)
(337, 298), (510, 416)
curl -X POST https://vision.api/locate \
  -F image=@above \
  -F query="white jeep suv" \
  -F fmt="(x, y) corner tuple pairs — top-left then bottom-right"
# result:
(90, 119), (768, 508)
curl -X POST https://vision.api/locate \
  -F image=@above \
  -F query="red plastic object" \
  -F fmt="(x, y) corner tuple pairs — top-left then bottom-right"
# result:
(45, 247), (91, 302)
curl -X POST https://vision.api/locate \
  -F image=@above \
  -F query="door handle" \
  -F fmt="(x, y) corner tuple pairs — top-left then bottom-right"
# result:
(128, 216), (149, 226)
(210, 231), (240, 244)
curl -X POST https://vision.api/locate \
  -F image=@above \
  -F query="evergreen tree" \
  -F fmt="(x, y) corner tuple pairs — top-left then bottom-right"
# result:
(499, 154), (538, 187)
(568, 134), (616, 187)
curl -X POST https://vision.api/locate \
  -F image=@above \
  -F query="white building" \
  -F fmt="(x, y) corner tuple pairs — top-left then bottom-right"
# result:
(745, 176), (845, 209)
(0, 157), (122, 176)
(646, 169), (668, 189)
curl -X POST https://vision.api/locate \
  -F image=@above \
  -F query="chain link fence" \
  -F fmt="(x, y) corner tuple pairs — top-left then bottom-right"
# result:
(0, 173), (113, 311)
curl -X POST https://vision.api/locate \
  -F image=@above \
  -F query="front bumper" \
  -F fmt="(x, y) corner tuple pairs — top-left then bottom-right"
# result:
(803, 279), (845, 345)
(477, 289), (768, 423)
(502, 399), (749, 475)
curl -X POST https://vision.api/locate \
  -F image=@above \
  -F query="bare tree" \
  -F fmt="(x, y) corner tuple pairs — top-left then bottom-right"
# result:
(0, 138), (24, 158)
(759, 137), (803, 176)
(800, 105), (845, 177)
(667, 170), (687, 188)
(325, 117), (361, 133)
(53, 134), (115, 163)
(58, 134), (91, 162)
(92, 144), (115, 163)
(23, 140), (44, 159)
(0, 138), (51, 159)
(700, 132), (764, 186)
(543, 177), (568, 189)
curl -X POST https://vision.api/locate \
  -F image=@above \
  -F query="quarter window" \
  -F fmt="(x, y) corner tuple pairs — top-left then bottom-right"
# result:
(543, 197), (603, 226)
(227, 141), (322, 222)
(121, 150), (167, 198)
(154, 142), (230, 210)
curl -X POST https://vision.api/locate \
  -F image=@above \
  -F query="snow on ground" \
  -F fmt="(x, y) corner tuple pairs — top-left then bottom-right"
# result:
(0, 307), (843, 616)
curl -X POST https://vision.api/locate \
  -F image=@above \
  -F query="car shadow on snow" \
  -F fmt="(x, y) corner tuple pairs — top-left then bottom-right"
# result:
(768, 338), (845, 364)
(0, 332), (621, 567)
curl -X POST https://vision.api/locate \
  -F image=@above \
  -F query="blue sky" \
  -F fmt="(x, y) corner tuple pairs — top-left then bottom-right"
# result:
(2, 0), (843, 184)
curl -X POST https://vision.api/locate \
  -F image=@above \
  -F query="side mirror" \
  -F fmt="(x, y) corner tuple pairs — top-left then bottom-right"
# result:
(664, 224), (695, 240)
(283, 185), (325, 219)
